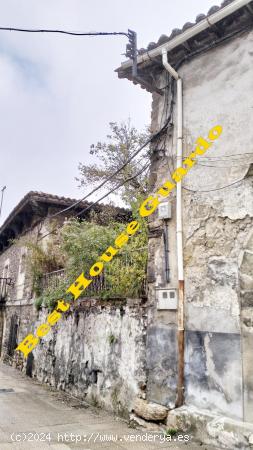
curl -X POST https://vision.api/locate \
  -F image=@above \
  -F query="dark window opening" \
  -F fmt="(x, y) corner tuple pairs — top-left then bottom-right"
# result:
(7, 315), (18, 357)
(26, 352), (34, 377)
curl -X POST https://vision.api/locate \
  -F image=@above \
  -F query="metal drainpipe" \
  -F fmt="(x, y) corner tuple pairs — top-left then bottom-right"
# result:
(162, 49), (185, 407)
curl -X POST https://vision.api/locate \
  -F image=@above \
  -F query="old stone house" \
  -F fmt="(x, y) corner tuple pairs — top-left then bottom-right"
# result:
(116, 0), (253, 444)
(0, 191), (146, 415)
(1, 0), (253, 447)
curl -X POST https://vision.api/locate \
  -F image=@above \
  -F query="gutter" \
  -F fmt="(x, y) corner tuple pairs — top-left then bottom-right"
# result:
(162, 50), (184, 408)
(118, 0), (251, 72)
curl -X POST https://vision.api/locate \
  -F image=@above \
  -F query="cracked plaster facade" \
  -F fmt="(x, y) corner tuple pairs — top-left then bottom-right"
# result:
(145, 29), (253, 422)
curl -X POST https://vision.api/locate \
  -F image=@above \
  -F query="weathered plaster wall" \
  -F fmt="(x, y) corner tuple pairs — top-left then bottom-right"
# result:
(147, 29), (253, 421)
(0, 244), (23, 302)
(1, 292), (147, 416)
(146, 324), (178, 408)
(0, 256), (148, 416)
(29, 299), (147, 416)
(0, 226), (40, 307)
(0, 240), (33, 360)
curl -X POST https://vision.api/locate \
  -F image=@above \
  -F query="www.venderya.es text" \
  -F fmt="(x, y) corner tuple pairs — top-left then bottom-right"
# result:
(60, 431), (192, 444)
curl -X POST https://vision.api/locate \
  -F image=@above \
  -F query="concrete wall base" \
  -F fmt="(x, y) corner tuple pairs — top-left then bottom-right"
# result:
(166, 406), (253, 449)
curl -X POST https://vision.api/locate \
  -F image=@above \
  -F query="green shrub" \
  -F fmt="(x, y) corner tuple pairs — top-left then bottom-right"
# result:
(165, 428), (178, 436)
(20, 213), (148, 306)
(39, 279), (69, 311)
(34, 296), (43, 311)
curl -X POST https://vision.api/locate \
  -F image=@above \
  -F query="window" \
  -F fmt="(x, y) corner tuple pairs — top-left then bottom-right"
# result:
(19, 252), (26, 274)
(7, 315), (18, 357)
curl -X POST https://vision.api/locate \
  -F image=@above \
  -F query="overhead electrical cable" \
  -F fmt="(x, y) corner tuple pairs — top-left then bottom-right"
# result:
(169, 152), (253, 162)
(197, 152), (253, 159)
(37, 162), (150, 242)
(196, 162), (251, 168)
(0, 27), (129, 37)
(0, 117), (169, 242)
(48, 120), (169, 220)
(156, 74), (175, 180)
(183, 176), (245, 193)
(76, 163), (150, 217)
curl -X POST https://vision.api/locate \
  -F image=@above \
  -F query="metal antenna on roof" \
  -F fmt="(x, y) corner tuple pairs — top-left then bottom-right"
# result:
(0, 186), (6, 220)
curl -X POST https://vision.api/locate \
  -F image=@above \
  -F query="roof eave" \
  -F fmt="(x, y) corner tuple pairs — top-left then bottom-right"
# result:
(116, 0), (253, 77)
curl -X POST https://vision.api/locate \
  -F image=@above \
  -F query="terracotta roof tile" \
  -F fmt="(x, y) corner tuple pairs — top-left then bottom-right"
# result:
(117, 0), (253, 93)
(135, 0), (240, 54)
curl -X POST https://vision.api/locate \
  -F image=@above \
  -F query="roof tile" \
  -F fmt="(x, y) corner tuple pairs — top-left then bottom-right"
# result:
(135, 0), (243, 55)
(157, 34), (170, 45)
(182, 21), (195, 31)
(208, 5), (221, 15)
(196, 14), (207, 22)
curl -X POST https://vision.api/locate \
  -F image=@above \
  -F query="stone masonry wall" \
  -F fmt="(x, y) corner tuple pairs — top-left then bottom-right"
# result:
(29, 299), (147, 417)
(147, 29), (253, 421)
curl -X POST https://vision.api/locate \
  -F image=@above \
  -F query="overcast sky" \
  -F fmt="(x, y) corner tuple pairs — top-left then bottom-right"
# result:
(0, 0), (216, 224)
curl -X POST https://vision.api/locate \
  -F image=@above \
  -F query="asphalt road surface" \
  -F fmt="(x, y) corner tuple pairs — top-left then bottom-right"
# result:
(0, 362), (218, 450)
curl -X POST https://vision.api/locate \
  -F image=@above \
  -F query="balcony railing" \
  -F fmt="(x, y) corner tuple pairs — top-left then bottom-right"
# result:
(0, 277), (13, 303)
(41, 269), (66, 290)
(41, 247), (148, 298)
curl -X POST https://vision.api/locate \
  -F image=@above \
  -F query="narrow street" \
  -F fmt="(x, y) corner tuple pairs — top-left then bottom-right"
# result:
(0, 363), (218, 450)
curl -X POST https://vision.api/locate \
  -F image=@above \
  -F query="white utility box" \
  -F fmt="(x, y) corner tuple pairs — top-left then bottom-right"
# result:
(158, 202), (172, 220)
(156, 288), (178, 310)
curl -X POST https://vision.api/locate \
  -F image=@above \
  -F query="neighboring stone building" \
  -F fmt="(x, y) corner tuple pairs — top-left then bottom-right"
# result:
(117, 0), (253, 442)
(0, 191), (147, 415)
